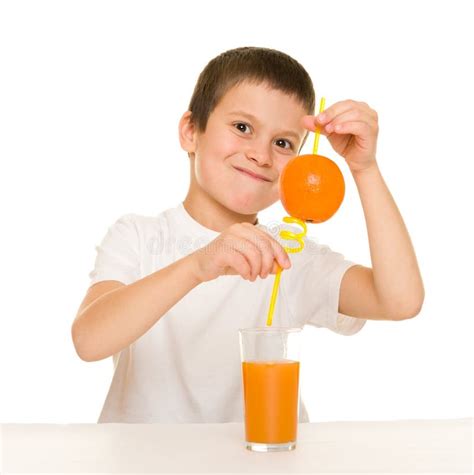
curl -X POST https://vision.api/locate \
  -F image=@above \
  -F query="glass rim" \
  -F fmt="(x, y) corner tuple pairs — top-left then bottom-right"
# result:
(238, 326), (303, 334)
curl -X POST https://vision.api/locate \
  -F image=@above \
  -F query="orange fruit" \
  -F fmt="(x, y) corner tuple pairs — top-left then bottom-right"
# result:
(279, 154), (345, 223)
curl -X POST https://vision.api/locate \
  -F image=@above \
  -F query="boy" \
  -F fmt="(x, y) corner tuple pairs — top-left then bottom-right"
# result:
(72, 47), (424, 423)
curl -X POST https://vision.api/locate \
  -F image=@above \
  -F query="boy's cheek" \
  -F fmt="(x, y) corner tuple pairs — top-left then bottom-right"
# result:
(220, 134), (244, 156)
(274, 159), (289, 177)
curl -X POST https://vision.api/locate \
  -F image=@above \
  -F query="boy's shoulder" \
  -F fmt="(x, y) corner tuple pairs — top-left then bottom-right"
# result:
(114, 205), (178, 225)
(107, 207), (177, 239)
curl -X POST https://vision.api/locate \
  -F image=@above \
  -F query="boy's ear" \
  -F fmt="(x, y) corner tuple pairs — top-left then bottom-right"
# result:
(179, 111), (197, 155)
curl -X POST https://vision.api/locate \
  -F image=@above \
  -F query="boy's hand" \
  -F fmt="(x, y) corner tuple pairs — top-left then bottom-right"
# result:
(301, 100), (379, 173)
(190, 223), (291, 284)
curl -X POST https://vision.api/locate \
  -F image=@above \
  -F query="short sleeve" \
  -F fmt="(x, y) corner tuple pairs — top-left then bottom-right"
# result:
(88, 213), (140, 286)
(280, 234), (366, 336)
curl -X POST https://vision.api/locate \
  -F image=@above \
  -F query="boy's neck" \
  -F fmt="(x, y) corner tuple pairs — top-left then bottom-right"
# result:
(182, 195), (258, 233)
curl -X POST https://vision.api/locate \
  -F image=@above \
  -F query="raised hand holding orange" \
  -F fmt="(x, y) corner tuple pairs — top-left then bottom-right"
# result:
(301, 99), (379, 174)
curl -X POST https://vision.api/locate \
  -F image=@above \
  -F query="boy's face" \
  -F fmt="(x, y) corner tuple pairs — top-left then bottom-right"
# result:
(182, 80), (308, 217)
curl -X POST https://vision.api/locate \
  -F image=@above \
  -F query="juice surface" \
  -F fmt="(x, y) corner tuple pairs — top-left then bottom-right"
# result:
(242, 360), (299, 444)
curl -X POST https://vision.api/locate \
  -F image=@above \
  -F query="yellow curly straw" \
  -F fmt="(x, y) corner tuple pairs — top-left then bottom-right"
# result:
(265, 217), (307, 326)
(265, 97), (326, 327)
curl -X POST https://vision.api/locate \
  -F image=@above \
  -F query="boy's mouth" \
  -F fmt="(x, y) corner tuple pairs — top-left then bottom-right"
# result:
(233, 166), (272, 183)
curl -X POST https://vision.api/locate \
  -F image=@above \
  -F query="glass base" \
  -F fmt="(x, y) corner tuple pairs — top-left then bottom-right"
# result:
(246, 441), (296, 452)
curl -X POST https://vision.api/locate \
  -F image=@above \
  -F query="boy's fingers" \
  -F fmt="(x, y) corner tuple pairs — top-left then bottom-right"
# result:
(271, 260), (283, 274)
(305, 100), (372, 132)
(231, 250), (252, 280)
(221, 244), (252, 279)
(256, 228), (291, 272)
(235, 224), (290, 271)
(301, 115), (329, 136)
(231, 235), (262, 281)
(224, 244), (284, 279)
(250, 228), (281, 277)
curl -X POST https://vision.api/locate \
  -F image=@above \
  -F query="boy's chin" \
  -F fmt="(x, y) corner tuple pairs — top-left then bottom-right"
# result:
(225, 197), (276, 216)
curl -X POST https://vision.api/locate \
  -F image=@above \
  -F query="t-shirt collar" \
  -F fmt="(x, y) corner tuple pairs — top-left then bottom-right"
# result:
(176, 202), (260, 238)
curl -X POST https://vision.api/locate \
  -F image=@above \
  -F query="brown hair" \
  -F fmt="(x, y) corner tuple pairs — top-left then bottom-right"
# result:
(188, 46), (315, 147)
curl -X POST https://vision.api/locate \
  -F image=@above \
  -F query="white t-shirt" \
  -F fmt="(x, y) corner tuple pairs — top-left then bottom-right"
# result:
(88, 202), (366, 423)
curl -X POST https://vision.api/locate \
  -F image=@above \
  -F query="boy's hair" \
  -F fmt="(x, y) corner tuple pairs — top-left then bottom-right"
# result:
(188, 47), (315, 147)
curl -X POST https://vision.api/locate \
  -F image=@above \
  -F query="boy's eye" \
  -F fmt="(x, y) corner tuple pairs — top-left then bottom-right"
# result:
(275, 138), (293, 150)
(233, 123), (294, 151)
(234, 122), (251, 133)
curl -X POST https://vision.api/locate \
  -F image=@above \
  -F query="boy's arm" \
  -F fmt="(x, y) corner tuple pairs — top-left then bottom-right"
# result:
(303, 101), (424, 321)
(72, 254), (200, 362)
(339, 163), (424, 320)
(73, 220), (291, 362)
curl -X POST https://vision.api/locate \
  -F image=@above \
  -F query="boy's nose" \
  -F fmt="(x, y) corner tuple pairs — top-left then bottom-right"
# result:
(245, 146), (273, 167)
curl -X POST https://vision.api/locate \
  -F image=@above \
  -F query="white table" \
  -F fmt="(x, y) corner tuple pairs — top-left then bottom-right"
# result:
(1, 418), (472, 474)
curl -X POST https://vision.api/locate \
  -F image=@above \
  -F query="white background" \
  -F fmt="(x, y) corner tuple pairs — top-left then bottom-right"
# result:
(0, 0), (472, 423)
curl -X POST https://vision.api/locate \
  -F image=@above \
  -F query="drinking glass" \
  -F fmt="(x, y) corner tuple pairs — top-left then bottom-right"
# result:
(239, 327), (302, 452)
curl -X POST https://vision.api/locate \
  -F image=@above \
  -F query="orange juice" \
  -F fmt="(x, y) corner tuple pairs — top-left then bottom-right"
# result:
(242, 360), (300, 444)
